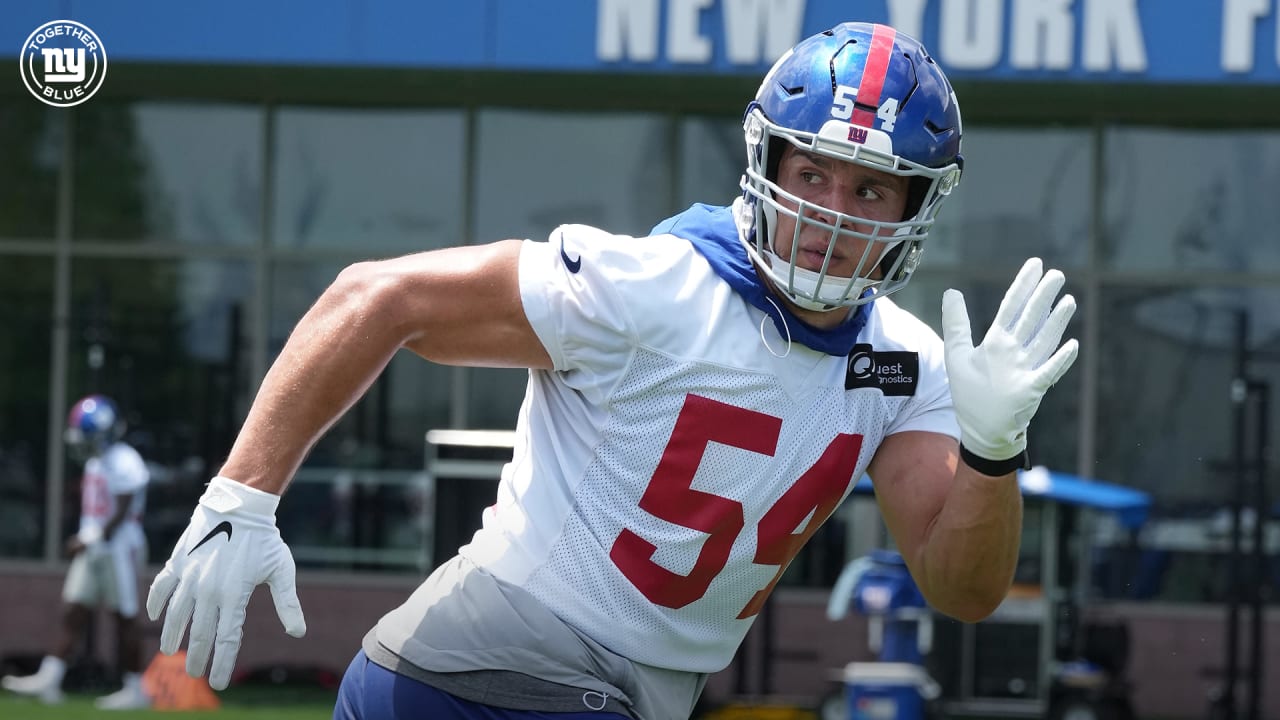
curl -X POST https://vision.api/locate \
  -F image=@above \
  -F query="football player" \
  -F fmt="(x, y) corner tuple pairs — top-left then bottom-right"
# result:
(147, 22), (1077, 720)
(3, 395), (152, 709)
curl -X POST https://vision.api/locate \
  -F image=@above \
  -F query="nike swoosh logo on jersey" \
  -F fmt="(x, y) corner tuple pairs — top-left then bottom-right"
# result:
(559, 232), (582, 274)
(188, 521), (233, 555)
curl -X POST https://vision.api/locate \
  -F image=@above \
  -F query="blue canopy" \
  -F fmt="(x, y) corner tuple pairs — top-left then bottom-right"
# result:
(852, 465), (1151, 529)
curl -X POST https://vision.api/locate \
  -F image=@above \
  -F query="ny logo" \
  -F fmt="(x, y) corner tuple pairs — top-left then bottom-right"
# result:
(847, 126), (868, 144)
(42, 48), (85, 82)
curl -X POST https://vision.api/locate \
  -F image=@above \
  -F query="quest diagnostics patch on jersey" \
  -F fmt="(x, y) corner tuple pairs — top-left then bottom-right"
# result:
(844, 344), (919, 396)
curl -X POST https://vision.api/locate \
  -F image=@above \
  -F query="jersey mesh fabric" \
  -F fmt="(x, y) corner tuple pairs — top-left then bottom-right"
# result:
(520, 348), (885, 669)
(459, 226), (957, 672)
(79, 441), (149, 540)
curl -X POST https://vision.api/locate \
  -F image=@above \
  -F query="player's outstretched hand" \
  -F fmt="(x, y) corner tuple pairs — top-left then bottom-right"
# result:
(940, 257), (1079, 466)
(146, 476), (306, 690)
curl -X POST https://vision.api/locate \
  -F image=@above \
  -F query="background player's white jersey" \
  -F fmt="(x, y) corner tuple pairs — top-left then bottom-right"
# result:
(79, 441), (149, 546)
(458, 223), (959, 672)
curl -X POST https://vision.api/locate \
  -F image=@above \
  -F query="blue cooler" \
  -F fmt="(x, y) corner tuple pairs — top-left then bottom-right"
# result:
(843, 662), (934, 720)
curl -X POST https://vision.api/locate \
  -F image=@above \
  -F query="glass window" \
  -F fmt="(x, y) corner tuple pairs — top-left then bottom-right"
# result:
(466, 110), (674, 426)
(473, 109), (673, 244)
(1102, 128), (1280, 273)
(678, 116), (744, 211)
(272, 108), (466, 252)
(0, 106), (61, 240)
(466, 368), (530, 430)
(280, 466), (433, 573)
(0, 256), (53, 558)
(929, 128), (1093, 272)
(74, 102), (264, 245)
(67, 257), (255, 560)
(1094, 284), (1280, 506)
(269, 259), (453, 468)
(266, 259), (454, 573)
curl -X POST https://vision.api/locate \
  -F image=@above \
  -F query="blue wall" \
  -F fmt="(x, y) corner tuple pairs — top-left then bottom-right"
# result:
(8, 0), (1280, 83)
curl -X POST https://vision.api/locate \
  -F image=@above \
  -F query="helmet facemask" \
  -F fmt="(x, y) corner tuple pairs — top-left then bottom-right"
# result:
(737, 107), (960, 312)
(733, 22), (964, 313)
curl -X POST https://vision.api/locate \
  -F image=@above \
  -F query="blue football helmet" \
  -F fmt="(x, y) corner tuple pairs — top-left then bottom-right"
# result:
(65, 394), (124, 453)
(736, 22), (963, 311)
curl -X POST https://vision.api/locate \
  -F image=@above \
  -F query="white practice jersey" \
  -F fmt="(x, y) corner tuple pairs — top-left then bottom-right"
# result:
(79, 441), (149, 542)
(456, 223), (959, 673)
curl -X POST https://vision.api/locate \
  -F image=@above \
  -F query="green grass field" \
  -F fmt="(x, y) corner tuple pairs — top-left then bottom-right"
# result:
(1, 689), (1189, 720)
(0, 685), (337, 720)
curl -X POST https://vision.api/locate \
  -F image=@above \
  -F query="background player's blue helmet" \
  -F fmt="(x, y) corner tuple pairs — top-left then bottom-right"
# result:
(65, 394), (123, 452)
(736, 22), (963, 311)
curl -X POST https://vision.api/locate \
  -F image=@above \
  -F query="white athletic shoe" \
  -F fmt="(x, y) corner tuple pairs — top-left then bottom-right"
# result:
(1, 671), (65, 704)
(94, 684), (152, 710)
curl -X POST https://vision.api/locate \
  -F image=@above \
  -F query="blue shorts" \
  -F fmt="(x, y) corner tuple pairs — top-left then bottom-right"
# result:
(333, 650), (630, 720)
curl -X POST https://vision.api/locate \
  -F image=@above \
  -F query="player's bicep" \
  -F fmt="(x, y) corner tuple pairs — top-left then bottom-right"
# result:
(866, 431), (958, 571)
(391, 240), (552, 369)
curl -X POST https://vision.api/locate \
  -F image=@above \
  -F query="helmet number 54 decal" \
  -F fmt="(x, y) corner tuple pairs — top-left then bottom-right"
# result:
(830, 84), (898, 133)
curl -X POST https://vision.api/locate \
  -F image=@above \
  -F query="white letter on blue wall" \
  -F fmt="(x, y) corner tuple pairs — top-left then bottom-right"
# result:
(1011, 0), (1073, 70)
(1082, 0), (1147, 71)
(885, 0), (929, 41)
(723, 0), (806, 64)
(1221, 0), (1270, 71)
(668, 0), (714, 63)
(940, 0), (1003, 69)
(598, 0), (659, 62)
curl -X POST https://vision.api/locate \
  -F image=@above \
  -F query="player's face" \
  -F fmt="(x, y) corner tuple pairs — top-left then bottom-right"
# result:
(770, 146), (910, 283)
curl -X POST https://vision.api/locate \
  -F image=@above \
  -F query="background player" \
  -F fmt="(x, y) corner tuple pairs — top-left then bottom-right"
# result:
(2, 395), (152, 710)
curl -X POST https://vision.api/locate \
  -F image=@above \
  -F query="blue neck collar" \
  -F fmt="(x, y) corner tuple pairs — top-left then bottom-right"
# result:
(650, 203), (870, 356)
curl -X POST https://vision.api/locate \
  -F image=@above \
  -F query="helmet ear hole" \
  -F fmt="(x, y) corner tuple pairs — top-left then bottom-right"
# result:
(877, 243), (904, 282)
(875, 240), (921, 283)
(765, 136), (787, 183)
(903, 176), (929, 221)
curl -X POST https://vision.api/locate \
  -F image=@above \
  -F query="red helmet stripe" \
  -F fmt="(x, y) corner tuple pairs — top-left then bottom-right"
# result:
(851, 24), (897, 128)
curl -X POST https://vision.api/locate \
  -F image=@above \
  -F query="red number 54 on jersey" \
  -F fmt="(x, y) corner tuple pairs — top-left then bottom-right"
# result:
(609, 394), (864, 619)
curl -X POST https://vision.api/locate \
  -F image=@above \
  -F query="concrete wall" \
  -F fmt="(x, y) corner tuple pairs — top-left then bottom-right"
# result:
(0, 563), (410, 686)
(1, 564), (1276, 719)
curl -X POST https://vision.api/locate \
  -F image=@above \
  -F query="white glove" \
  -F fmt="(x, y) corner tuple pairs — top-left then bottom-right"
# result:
(146, 476), (306, 690)
(941, 257), (1079, 465)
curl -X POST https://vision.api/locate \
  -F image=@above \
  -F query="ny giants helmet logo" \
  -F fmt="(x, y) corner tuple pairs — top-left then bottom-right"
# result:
(831, 24), (899, 143)
(20, 20), (107, 107)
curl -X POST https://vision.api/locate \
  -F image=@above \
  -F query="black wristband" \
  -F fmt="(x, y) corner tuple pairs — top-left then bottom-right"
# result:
(959, 443), (1030, 477)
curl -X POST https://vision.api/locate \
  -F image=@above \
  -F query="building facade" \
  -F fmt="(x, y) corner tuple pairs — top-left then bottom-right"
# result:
(2, 2), (1279, 718)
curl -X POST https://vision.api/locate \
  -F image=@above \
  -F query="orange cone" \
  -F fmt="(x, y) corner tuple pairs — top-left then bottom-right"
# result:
(141, 651), (222, 710)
